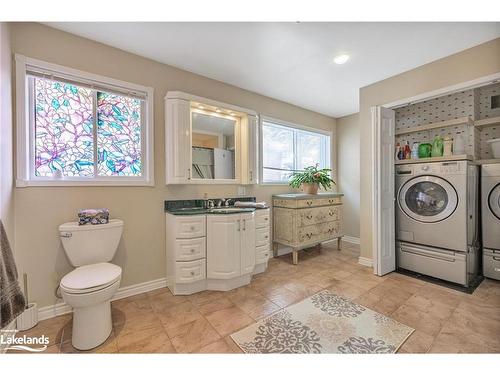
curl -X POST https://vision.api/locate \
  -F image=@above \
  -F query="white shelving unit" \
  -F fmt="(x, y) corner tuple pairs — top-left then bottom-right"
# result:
(395, 154), (473, 165)
(474, 115), (500, 129)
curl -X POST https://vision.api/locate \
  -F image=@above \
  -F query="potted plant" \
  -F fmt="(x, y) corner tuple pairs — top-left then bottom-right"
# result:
(289, 164), (335, 194)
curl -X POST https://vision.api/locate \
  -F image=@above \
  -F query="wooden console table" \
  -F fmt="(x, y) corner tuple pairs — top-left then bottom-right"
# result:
(272, 193), (344, 265)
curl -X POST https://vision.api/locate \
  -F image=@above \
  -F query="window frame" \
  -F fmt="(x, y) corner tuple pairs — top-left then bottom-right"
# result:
(259, 116), (333, 185)
(15, 54), (155, 187)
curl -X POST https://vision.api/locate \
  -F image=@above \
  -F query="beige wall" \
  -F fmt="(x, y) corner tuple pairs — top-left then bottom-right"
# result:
(359, 37), (500, 260)
(336, 113), (359, 238)
(0, 23), (15, 246)
(9, 23), (336, 308)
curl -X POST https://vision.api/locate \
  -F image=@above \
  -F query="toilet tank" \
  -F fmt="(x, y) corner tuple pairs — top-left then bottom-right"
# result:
(59, 219), (124, 267)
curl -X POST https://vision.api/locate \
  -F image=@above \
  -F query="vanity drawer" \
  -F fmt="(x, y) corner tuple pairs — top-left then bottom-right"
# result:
(175, 259), (206, 284)
(256, 227), (270, 247)
(175, 237), (206, 261)
(256, 244), (270, 264)
(174, 215), (206, 238)
(255, 210), (270, 228)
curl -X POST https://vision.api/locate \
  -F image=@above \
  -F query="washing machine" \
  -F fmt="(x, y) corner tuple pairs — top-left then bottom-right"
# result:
(481, 163), (500, 281)
(395, 160), (479, 286)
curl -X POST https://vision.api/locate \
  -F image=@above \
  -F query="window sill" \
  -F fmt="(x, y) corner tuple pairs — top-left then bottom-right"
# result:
(16, 179), (155, 188)
(259, 182), (290, 186)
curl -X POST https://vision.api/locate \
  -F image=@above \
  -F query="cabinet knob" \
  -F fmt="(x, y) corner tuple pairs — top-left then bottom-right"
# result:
(190, 271), (195, 276)
(265, 235), (268, 239)
(307, 201), (312, 206)
(190, 249), (195, 253)
(264, 217), (268, 221)
(190, 226), (195, 231)
(306, 215), (313, 219)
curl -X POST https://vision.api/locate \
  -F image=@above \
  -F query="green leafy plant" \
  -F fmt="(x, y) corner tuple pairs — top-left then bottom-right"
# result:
(288, 164), (336, 190)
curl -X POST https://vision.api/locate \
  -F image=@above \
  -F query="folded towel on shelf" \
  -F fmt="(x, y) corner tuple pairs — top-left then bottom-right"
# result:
(234, 201), (268, 209)
(78, 208), (110, 225)
(0, 220), (26, 329)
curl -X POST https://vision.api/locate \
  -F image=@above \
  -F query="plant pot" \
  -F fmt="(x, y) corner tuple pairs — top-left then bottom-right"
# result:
(302, 183), (319, 194)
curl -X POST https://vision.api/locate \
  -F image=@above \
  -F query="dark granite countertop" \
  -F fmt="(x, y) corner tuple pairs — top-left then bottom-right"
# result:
(164, 197), (269, 215)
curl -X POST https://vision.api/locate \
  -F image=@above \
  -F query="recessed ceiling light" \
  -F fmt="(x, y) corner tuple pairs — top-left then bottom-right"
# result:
(333, 54), (350, 65)
(216, 108), (221, 113)
(198, 105), (204, 109)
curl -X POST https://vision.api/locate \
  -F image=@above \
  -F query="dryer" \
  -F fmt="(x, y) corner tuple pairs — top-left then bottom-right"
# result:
(481, 163), (500, 281)
(395, 160), (479, 286)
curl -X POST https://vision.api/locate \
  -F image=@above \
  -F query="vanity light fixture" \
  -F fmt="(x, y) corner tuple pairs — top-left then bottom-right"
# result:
(333, 54), (350, 65)
(198, 105), (204, 110)
(216, 108), (222, 113)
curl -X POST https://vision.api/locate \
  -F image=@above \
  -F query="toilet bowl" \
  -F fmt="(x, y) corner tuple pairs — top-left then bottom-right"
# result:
(59, 219), (123, 350)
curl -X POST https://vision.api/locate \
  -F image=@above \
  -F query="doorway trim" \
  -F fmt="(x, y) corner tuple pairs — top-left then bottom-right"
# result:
(371, 71), (500, 275)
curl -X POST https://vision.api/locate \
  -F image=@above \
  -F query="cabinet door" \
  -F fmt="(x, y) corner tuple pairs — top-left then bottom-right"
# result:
(240, 213), (256, 275)
(247, 114), (258, 184)
(207, 215), (241, 279)
(166, 98), (191, 184)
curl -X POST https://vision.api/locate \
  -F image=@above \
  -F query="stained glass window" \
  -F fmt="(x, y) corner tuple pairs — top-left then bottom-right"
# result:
(33, 77), (143, 179)
(97, 92), (142, 176)
(34, 78), (94, 177)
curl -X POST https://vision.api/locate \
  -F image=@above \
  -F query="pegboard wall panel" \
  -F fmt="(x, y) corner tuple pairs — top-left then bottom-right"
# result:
(477, 82), (500, 120)
(395, 90), (474, 132)
(480, 125), (500, 159)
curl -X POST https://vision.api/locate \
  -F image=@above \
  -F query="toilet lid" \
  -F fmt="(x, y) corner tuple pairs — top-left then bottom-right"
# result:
(61, 262), (121, 293)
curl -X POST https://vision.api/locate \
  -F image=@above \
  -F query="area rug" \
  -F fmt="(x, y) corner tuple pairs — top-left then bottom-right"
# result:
(230, 290), (414, 353)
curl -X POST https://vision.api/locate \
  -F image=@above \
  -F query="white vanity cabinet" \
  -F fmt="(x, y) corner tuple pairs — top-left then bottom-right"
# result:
(254, 208), (271, 274)
(166, 209), (262, 295)
(206, 212), (255, 279)
(165, 214), (207, 295)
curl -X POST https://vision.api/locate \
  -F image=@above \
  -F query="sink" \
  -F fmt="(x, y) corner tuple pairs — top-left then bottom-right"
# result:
(174, 207), (205, 211)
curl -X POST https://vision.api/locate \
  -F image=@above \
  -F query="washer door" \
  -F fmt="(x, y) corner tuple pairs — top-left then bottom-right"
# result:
(399, 176), (458, 223)
(489, 183), (500, 220)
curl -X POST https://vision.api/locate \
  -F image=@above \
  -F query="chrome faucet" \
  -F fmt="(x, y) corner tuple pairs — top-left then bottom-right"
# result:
(206, 199), (215, 209)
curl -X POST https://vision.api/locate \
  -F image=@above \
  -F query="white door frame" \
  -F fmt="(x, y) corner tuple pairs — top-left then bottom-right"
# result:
(371, 72), (500, 275)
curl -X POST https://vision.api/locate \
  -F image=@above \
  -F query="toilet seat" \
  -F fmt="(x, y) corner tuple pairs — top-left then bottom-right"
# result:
(60, 262), (122, 294)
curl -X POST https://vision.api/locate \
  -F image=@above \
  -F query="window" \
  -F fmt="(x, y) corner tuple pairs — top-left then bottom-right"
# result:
(261, 118), (331, 183)
(16, 55), (154, 186)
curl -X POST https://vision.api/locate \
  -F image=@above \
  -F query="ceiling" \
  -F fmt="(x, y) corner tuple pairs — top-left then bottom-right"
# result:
(46, 22), (500, 118)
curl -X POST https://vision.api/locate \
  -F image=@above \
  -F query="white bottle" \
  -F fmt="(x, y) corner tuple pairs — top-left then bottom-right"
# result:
(453, 132), (465, 155)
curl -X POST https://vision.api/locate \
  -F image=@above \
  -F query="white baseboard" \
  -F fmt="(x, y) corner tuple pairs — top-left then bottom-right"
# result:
(358, 256), (373, 267)
(37, 277), (167, 321)
(342, 235), (360, 245)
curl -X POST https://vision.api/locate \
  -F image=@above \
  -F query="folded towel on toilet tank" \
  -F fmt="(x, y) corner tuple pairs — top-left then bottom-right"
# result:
(78, 208), (110, 225)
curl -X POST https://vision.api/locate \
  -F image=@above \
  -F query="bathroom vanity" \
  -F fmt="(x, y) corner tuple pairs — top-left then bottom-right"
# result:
(165, 198), (270, 295)
(272, 193), (344, 265)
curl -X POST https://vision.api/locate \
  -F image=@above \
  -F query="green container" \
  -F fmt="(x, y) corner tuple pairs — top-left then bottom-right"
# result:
(418, 143), (432, 158)
(431, 136), (444, 157)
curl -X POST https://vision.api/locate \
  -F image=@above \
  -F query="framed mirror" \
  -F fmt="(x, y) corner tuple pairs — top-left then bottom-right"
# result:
(190, 106), (240, 182)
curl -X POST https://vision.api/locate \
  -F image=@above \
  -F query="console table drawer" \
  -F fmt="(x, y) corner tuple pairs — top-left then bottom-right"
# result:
(298, 206), (342, 227)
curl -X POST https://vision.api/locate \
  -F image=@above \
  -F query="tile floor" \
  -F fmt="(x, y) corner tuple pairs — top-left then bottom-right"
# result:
(15, 241), (500, 354)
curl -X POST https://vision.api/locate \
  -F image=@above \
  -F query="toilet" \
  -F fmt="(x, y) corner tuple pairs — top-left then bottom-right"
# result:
(59, 219), (124, 350)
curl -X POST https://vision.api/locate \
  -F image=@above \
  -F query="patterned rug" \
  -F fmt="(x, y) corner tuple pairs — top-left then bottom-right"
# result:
(230, 290), (414, 353)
